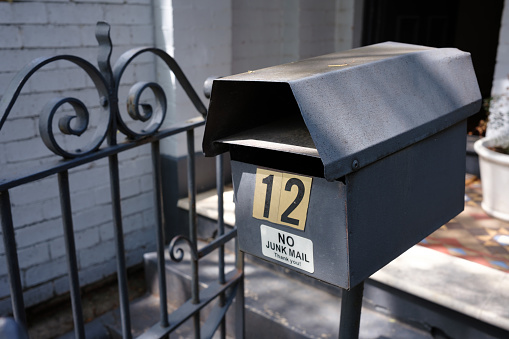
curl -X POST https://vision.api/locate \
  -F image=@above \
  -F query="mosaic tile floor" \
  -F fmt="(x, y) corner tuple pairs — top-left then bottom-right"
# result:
(419, 174), (509, 273)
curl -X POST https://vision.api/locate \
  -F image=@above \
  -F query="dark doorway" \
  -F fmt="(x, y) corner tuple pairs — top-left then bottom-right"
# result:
(363, 0), (459, 47)
(362, 0), (504, 135)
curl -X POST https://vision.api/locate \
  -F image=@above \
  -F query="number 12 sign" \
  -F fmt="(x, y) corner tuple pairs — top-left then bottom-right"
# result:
(252, 168), (312, 231)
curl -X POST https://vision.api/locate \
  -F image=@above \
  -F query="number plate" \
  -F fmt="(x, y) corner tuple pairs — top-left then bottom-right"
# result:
(252, 168), (312, 231)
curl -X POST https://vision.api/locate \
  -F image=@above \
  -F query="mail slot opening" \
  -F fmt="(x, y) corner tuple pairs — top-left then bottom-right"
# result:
(206, 79), (326, 176)
(205, 80), (304, 156)
(219, 115), (327, 178)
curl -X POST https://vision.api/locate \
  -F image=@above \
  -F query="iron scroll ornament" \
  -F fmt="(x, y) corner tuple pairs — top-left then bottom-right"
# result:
(169, 235), (198, 262)
(0, 21), (207, 158)
(112, 46), (207, 139)
(0, 54), (111, 158)
(0, 21), (208, 286)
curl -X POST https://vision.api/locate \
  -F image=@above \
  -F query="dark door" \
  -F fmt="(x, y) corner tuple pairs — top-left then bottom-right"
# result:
(362, 0), (504, 134)
(363, 0), (458, 47)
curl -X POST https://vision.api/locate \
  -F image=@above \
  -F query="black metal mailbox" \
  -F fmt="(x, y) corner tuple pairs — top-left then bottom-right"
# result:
(202, 42), (481, 289)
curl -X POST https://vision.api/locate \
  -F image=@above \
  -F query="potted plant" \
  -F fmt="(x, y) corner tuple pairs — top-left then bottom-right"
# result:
(474, 93), (509, 221)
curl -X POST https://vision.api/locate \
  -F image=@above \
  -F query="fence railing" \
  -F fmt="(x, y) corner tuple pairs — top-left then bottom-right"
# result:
(0, 21), (243, 339)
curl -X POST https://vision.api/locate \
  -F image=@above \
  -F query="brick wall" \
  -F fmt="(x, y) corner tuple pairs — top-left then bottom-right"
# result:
(153, 0), (232, 158)
(232, 0), (358, 74)
(0, 0), (156, 314)
(232, 0), (299, 74)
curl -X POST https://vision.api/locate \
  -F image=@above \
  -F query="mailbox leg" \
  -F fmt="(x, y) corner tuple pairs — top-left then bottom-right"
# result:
(338, 281), (364, 339)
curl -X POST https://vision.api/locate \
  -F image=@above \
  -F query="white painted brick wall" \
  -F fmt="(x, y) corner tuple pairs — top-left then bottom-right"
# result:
(79, 240), (116, 269)
(17, 243), (51, 270)
(0, 26), (23, 49)
(14, 220), (64, 248)
(0, 2), (48, 25)
(24, 257), (68, 288)
(232, 0), (356, 74)
(154, 0), (232, 157)
(0, 0), (158, 315)
(335, 0), (358, 51)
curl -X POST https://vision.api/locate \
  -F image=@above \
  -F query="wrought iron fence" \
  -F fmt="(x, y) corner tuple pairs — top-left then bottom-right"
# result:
(0, 22), (243, 339)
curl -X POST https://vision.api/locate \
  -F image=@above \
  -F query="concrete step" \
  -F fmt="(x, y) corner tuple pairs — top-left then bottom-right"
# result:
(178, 187), (509, 338)
(174, 187), (509, 339)
(57, 235), (508, 338)
(143, 243), (433, 339)
(57, 233), (508, 339)
(57, 293), (223, 339)
(60, 184), (509, 338)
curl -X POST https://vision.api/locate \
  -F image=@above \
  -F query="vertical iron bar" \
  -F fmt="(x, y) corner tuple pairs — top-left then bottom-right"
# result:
(151, 141), (169, 328)
(108, 154), (132, 339)
(234, 236), (245, 339)
(216, 154), (226, 339)
(216, 155), (225, 285)
(57, 171), (86, 339)
(187, 130), (200, 338)
(0, 190), (26, 329)
(338, 281), (364, 339)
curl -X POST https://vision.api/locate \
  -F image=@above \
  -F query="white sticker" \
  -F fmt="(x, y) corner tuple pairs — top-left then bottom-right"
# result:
(260, 224), (314, 273)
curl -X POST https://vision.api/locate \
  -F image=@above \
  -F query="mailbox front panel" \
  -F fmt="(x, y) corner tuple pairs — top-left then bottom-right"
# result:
(231, 161), (350, 288)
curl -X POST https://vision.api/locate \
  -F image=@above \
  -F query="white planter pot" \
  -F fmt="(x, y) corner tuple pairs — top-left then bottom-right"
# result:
(474, 138), (509, 221)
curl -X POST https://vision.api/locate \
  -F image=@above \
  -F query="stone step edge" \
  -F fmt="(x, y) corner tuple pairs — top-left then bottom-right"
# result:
(144, 247), (434, 339)
(178, 188), (509, 332)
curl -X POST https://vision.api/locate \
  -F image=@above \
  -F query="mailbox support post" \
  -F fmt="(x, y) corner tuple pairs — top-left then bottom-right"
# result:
(339, 282), (364, 339)
(234, 240), (245, 339)
(216, 154), (227, 339)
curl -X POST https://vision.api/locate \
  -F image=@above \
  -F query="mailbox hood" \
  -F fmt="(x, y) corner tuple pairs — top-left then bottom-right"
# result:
(203, 42), (481, 180)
